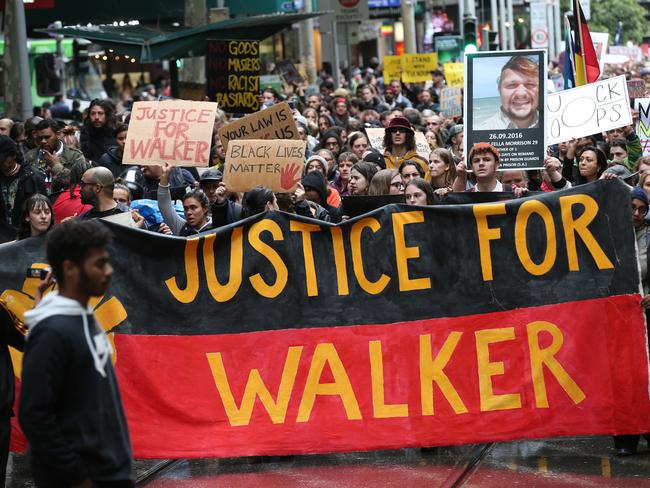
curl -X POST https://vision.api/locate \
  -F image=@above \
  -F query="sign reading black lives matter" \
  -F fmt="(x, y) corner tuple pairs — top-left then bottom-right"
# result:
(206, 40), (260, 113)
(464, 50), (547, 171)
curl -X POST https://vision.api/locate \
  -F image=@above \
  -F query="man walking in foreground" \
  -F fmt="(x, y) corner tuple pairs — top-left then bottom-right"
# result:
(19, 220), (134, 487)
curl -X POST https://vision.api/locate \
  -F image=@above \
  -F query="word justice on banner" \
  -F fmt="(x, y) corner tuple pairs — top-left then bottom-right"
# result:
(1, 181), (648, 458)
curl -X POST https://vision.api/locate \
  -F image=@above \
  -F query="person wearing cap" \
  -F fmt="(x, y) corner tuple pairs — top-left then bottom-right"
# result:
(331, 97), (351, 127)
(383, 116), (429, 178)
(446, 124), (464, 162)
(294, 171), (340, 222)
(0, 135), (46, 228)
(453, 142), (502, 192)
(305, 155), (341, 208)
(199, 168), (224, 205)
(363, 151), (387, 171)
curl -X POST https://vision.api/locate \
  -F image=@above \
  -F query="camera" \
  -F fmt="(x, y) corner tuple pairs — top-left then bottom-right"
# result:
(26, 267), (50, 280)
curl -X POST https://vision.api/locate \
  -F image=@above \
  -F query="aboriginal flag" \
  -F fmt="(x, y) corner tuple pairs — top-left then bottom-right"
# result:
(571, 0), (600, 85)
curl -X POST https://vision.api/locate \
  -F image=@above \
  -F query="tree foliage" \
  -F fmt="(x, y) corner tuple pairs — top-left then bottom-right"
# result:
(560, 0), (647, 44)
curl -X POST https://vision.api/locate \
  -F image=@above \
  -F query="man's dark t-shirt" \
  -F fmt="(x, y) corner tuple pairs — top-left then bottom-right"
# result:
(79, 203), (129, 220)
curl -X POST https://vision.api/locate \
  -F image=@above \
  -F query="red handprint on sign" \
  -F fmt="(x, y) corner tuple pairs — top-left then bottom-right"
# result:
(280, 163), (301, 190)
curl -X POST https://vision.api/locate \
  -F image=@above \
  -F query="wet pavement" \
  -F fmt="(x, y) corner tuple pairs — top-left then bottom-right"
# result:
(7, 435), (650, 486)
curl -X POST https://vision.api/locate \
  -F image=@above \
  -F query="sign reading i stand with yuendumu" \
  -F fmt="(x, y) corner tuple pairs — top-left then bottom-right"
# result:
(206, 39), (260, 113)
(464, 50), (547, 171)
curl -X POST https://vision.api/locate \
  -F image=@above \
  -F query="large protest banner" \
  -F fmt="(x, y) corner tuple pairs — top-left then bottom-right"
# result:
(3, 181), (650, 458)
(465, 50), (547, 170)
(217, 102), (299, 151)
(206, 40), (260, 113)
(636, 98), (650, 157)
(223, 139), (306, 193)
(123, 100), (218, 167)
(547, 75), (632, 145)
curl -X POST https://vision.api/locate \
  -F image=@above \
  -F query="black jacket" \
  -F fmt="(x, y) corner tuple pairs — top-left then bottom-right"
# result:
(19, 294), (133, 486)
(0, 306), (24, 419)
(0, 164), (46, 228)
(80, 126), (116, 164)
(97, 147), (123, 178)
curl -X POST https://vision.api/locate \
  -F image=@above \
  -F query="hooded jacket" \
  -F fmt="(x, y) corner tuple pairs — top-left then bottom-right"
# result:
(19, 292), (133, 486)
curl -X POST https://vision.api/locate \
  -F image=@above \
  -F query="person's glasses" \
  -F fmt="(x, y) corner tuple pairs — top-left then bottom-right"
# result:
(80, 180), (101, 188)
(391, 128), (407, 134)
(632, 204), (648, 215)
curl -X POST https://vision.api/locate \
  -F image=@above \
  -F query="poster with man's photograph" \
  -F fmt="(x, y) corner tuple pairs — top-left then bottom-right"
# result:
(464, 50), (547, 170)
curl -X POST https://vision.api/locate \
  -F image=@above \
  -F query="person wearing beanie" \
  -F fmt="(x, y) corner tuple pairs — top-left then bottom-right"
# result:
(0, 135), (46, 228)
(382, 116), (429, 178)
(294, 170), (342, 222)
(305, 155), (342, 208)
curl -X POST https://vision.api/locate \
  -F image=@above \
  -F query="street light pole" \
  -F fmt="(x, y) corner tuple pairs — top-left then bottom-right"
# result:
(4, 0), (32, 119)
(299, 0), (317, 84)
(401, 0), (417, 53)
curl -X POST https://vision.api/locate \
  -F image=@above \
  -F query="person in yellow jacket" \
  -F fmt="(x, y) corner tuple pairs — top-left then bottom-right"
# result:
(382, 116), (429, 178)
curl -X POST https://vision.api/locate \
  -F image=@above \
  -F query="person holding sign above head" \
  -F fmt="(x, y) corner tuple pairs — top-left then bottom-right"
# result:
(477, 56), (540, 130)
(383, 117), (429, 178)
(157, 163), (212, 236)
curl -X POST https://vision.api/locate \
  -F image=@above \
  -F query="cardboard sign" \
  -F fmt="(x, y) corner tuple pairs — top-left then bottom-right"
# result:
(635, 98), (650, 157)
(627, 79), (645, 99)
(440, 86), (462, 118)
(401, 53), (438, 83)
(383, 55), (402, 84)
(443, 62), (464, 88)
(365, 128), (430, 161)
(123, 100), (218, 167)
(223, 139), (306, 193)
(590, 32), (609, 76)
(547, 75), (632, 145)
(465, 50), (547, 171)
(206, 40), (260, 113)
(217, 102), (300, 152)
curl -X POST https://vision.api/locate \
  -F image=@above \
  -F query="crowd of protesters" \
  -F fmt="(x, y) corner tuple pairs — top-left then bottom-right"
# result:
(2, 54), (650, 486)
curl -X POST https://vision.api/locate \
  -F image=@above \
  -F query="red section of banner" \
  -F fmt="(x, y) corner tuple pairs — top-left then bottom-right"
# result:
(115, 295), (650, 458)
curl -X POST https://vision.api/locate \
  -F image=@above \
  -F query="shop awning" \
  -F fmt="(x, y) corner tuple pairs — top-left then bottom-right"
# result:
(35, 12), (323, 63)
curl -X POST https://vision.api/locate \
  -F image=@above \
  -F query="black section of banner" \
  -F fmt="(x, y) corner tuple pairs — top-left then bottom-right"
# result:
(0, 181), (639, 335)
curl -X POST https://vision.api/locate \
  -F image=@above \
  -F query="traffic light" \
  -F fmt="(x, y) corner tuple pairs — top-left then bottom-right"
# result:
(463, 16), (478, 53)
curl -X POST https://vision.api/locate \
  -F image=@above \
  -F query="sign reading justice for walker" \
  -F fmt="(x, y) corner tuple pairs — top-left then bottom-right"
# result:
(123, 100), (218, 167)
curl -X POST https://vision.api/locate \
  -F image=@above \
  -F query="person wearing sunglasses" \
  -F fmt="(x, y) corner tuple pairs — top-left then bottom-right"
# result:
(382, 116), (428, 179)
